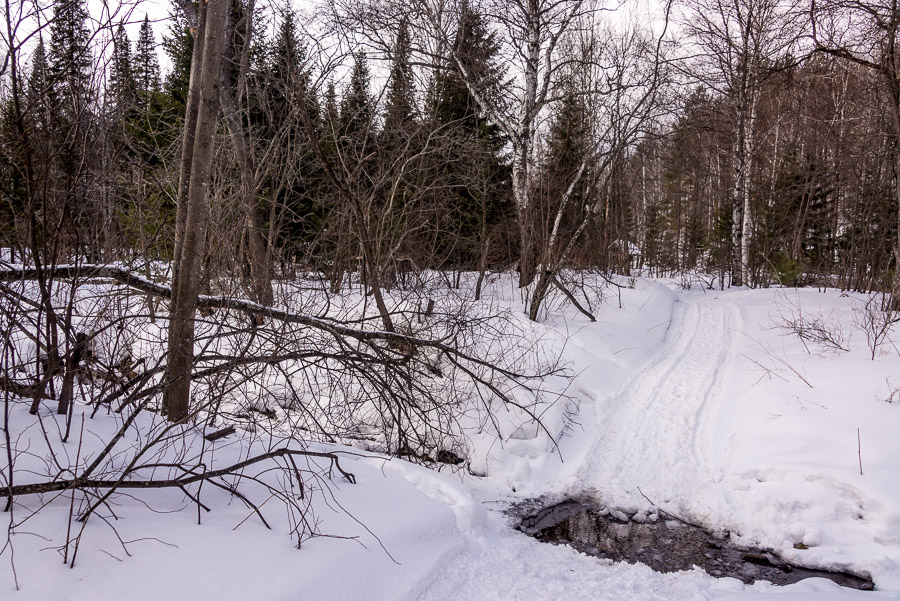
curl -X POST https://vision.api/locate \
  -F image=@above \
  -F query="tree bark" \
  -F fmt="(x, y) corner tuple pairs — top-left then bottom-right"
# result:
(740, 90), (758, 286)
(892, 122), (900, 310)
(887, 68), (900, 310)
(164, 0), (231, 423)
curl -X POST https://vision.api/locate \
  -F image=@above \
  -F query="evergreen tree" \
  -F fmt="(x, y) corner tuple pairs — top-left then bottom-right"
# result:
(0, 101), (22, 242)
(545, 88), (589, 208)
(339, 52), (375, 153)
(321, 79), (339, 160)
(162, 1), (193, 116)
(262, 13), (317, 127)
(538, 84), (597, 267)
(382, 20), (416, 142)
(110, 23), (135, 111)
(432, 0), (502, 129)
(762, 151), (836, 283)
(257, 13), (326, 250)
(341, 53), (374, 136)
(424, 1), (510, 268)
(26, 39), (52, 133)
(133, 15), (161, 109)
(45, 0), (104, 259)
(324, 79), (338, 132)
(430, 1), (504, 147)
(47, 0), (93, 113)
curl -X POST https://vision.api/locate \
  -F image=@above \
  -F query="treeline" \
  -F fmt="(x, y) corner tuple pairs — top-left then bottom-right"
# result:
(1, 1), (520, 300)
(2, 0), (899, 312)
(632, 58), (894, 292)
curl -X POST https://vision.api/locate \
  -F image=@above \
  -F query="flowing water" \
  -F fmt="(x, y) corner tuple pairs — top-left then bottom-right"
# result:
(514, 499), (875, 590)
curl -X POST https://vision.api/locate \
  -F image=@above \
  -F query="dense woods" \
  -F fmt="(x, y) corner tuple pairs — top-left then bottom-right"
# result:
(3, 0), (898, 297)
(3, 0), (897, 303)
(0, 0), (900, 422)
(0, 0), (896, 420)
(1, 0), (900, 578)
(0, 0), (897, 450)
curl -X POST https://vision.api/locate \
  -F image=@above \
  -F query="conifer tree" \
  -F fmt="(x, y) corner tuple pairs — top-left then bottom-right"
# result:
(45, 0), (106, 263)
(323, 79), (338, 136)
(133, 15), (161, 109)
(162, 2), (193, 116)
(543, 86), (590, 228)
(47, 0), (93, 114)
(321, 79), (339, 165)
(383, 20), (416, 143)
(26, 39), (52, 133)
(425, 1), (509, 270)
(259, 13), (325, 251)
(340, 52), (375, 148)
(261, 13), (317, 129)
(110, 23), (135, 111)
(430, 1), (502, 134)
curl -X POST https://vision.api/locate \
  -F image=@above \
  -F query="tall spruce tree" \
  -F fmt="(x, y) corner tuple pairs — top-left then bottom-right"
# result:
(543, 86), (591, 235)
(341, 53), (375, 139)
(382, 20), (416, 143)
(431, 0), (502, 133)
(44, 0), (114, 266)
(261, 13), (317, 128)
(26, 39), (52, 133)
(133, 15), (161, 110)
(162, 2), (193, 117)
(110, 23), (135, 111)
(323, 79), (338, 138)
(321, 79), (339, 165)
(426, 1), (509, 270)
(260, 13), (326, 250)
(47, 0), (93, 115)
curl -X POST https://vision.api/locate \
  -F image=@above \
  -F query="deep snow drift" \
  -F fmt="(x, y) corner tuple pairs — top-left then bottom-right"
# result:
(2, 274), (899, 600)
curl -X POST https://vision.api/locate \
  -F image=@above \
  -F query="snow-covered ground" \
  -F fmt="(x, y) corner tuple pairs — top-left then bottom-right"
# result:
(2, 274), (899, 600)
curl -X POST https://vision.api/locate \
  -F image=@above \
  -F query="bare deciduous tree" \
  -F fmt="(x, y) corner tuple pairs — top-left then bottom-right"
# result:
(164, 0), (231, 422)
(681, 0), (803, 286)
(812, 0), (900, 307)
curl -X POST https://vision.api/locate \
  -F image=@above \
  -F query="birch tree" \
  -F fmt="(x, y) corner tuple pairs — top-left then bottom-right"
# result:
(441, 0), (588, 288)
(681, 0), (802, 286)
(812, 0), (900, 308)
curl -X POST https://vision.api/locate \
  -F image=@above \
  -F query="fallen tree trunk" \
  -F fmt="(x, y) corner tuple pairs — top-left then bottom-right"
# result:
(4, 447), (355, 498)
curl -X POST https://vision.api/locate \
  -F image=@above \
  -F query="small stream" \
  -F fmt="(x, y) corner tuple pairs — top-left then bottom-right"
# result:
(514, 499), (875, 590)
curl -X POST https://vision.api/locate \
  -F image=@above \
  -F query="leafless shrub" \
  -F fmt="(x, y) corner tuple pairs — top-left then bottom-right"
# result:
(771, 292), (850, 354)
(852, 294), (900, 360)
(678, 271), (719, 291)
(745, 338), (815, 389)
(0, 263), (562, 579)
(878, 378), (900, 404)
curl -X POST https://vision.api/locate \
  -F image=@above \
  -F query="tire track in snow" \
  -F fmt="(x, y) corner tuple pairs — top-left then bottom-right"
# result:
(579, 296), (741, 515)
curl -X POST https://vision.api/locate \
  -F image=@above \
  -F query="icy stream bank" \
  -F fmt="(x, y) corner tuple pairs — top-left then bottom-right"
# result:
(516, 499), (876, 590)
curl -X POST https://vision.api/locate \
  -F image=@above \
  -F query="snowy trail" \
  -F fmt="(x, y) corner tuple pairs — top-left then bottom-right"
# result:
(416, 288), (900, 600)
(578, 295), (741, 516)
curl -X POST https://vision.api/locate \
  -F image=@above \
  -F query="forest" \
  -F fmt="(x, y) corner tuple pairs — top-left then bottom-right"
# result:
(3, 0), (897, 316)
(1, 0), (899, 597)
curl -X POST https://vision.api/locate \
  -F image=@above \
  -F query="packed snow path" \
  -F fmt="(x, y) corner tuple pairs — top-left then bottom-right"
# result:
(579, 296), (741, 517)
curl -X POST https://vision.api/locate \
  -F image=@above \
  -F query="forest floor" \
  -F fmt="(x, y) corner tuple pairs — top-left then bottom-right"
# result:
(2, 274), (899, 600)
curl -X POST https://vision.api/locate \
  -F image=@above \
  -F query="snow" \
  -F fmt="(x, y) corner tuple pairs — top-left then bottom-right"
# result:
(2, 273), (900, 600)
(0, 408), (464, 601)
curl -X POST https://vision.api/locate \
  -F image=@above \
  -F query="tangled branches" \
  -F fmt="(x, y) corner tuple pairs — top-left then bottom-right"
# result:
(0, 262), (562, 574)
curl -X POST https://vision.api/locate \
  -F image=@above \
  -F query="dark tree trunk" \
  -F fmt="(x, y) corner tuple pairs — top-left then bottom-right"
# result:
(163, 0), (231, 422)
